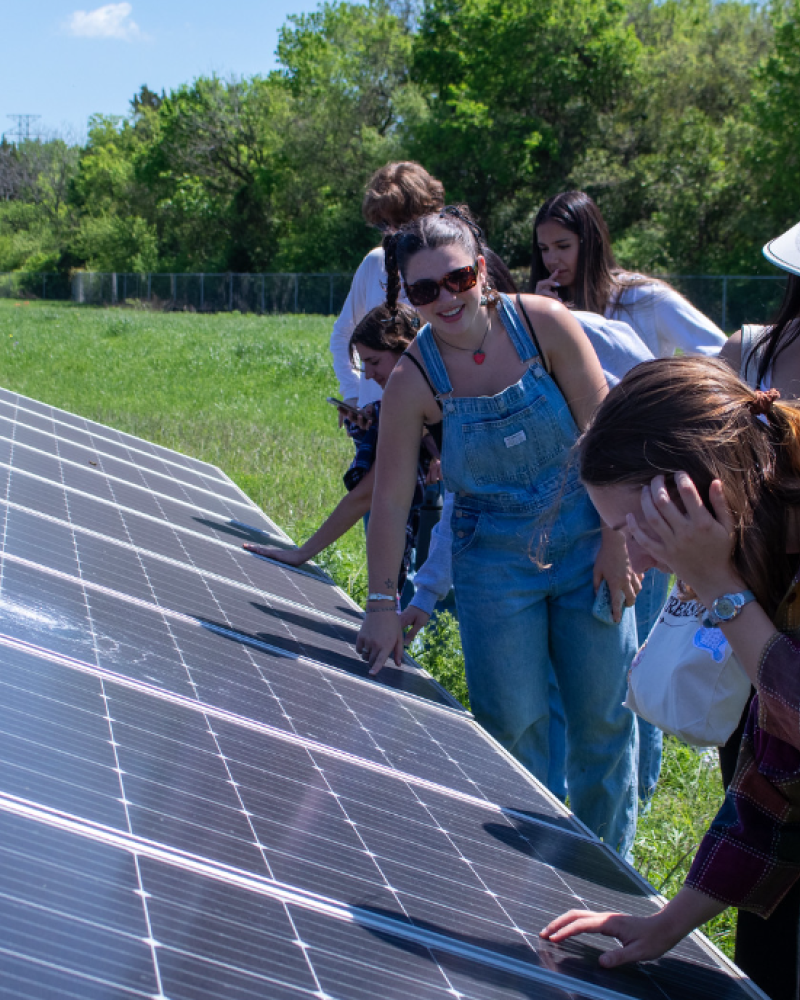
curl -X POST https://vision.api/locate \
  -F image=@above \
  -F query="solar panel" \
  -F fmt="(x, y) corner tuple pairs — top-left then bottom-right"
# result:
(0, 386), (766, 999)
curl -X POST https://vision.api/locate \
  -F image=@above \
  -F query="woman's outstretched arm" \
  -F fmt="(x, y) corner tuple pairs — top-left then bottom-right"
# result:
(540, 886), (726, 968)
(244, 468), (374, 567)
(355, 358), (434, 673)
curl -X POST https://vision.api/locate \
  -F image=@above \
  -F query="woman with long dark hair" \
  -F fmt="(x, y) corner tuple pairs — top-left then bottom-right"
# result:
(531, 190), (724, 358)
(355, 206), (640, 856)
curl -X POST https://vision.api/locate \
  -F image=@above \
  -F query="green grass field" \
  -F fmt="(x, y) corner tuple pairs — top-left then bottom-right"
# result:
(0, 298), (735, 957)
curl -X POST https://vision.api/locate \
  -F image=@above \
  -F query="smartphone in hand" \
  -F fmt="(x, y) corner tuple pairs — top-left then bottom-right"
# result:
(326, 396), (360, 419)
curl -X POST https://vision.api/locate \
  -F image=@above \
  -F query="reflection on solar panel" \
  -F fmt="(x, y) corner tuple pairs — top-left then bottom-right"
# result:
(0, 386), (765, 999)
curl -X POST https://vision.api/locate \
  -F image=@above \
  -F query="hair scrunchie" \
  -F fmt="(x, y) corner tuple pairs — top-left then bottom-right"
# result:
(747, 388), (781, 417)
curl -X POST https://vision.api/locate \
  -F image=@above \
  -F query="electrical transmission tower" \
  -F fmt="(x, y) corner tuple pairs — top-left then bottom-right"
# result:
(4, 115), (41, 143)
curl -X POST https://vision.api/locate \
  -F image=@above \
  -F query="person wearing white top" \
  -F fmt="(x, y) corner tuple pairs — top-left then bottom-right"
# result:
(531, 190), (725, 358)
(329, 162), (445, 414)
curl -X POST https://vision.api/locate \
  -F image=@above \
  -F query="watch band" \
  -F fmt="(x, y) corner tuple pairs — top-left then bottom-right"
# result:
(702, 590), (756, 628)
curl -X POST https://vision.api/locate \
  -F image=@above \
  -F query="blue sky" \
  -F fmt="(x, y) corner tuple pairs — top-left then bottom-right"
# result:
(2, 1), (355, 141)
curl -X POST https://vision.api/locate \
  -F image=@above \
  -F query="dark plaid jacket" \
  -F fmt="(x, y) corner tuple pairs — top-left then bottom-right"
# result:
(686, 572), (800, 917)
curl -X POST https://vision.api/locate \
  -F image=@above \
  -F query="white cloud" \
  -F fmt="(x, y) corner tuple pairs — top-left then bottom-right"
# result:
(65, 3), (143, 41)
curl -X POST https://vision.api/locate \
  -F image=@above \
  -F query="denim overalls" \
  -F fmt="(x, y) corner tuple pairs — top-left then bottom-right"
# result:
(417, 294), (637, 855)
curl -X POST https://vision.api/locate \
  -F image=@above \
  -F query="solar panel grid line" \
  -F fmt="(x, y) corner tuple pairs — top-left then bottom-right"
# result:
(0, 412), (258, 510)
(0, 387), (220, 477)
(0, 631), (587, 844)
(0, 546), (462, 721)
(0, 456), (326, 589)
(0, 794), (673, 1000)
(98, 681), (167, 999)
(0, 430), (268, 526)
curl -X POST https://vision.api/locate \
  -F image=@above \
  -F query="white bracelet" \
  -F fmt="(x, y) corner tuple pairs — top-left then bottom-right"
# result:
(367, 592), (395, 602)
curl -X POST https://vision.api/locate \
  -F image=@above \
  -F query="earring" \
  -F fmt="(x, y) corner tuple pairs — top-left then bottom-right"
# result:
(481, 285), (500, 307)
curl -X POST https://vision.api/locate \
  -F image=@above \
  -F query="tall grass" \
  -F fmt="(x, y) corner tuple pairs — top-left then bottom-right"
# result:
(0, 299), (734, 958)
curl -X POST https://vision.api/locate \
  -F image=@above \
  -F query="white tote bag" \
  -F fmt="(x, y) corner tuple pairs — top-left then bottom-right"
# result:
(625, 582), (751, 747)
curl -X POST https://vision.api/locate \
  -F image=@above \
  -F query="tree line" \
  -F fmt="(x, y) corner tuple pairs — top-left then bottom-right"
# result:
(1, 0), (797, 279)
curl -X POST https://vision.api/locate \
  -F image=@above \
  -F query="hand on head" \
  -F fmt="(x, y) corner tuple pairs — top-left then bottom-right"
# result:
(630, 473), (741, 601)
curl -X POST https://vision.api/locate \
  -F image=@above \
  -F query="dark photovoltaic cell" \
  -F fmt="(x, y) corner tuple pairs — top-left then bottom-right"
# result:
(0, 386), (765, 999)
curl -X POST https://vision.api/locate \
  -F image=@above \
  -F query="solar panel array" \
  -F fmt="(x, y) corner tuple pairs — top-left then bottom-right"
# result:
(0, 385), (764, 1000)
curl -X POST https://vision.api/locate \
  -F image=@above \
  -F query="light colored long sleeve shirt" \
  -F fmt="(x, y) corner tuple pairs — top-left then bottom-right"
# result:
(329, 247), (391, 407)
(607, 281), (725, 359)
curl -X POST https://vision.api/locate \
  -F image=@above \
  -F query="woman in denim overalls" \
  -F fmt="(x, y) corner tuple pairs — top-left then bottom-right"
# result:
(356, 209), (638, 856)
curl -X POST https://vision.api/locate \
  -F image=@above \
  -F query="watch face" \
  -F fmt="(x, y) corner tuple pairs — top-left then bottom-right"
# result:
(714, 596), (737, 620)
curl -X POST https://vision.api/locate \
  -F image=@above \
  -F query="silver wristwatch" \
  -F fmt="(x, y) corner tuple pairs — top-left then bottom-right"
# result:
(702, 590), (756, 628)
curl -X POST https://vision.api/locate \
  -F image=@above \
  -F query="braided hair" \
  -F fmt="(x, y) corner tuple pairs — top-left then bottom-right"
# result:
(383, 205), (484, 318)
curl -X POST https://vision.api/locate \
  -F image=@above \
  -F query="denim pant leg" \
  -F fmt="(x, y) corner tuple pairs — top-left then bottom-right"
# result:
(547, 668), (568, 801)
(548, 529), (639, 857)
(452, 512), (552, 784)
(634, 568), (671, 806)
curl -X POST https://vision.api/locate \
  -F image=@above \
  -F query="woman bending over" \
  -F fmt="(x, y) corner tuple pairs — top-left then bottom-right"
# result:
(247, 305), (438, 595)
(356, 207), (639, 856)
(541, 352), (800, 994)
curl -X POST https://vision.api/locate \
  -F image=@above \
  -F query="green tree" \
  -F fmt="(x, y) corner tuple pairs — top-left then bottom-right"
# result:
(746, 0), (800, 246)
(407, 0), (642, 264)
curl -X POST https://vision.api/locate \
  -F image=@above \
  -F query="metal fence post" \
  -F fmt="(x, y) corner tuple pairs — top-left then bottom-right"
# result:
(147, 273), (152, 302)
(229, 274), (234, 312)
(111, 273), (118, 305)
(721, 276), (728, 333)
(170, 274), (176, 303)
(329, 274), (334, 315)
(200, 273), (204, 312)
(260, 274), (265, 314)
(294, 274), (299, 313)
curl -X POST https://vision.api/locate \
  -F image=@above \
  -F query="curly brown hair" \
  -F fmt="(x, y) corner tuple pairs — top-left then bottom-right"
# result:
(362, 162), (445, 231)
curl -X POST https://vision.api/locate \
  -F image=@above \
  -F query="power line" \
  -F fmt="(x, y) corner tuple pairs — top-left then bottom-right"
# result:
(3, 115), (41, 143)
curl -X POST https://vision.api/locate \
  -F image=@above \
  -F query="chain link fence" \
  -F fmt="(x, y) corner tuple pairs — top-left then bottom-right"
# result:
(0, 269), (789, 330)
(69, 272), (357, 317)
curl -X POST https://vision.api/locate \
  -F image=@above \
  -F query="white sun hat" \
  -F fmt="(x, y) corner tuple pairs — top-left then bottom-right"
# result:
(763, 220), (800, 276)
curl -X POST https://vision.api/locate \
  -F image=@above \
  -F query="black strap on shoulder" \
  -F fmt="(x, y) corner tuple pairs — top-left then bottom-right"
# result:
(515, 293), (546, 366)
(401, 351), (444, 411)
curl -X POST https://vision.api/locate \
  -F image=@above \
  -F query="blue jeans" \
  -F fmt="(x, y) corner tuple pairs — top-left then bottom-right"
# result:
(548, 567), (670, 807)
(453, 495), (638, 857)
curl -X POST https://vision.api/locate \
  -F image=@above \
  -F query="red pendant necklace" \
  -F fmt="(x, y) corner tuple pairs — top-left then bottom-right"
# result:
(434, 314), (491, 364)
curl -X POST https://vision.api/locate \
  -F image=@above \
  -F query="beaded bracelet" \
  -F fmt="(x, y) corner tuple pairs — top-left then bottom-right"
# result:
(365, 606), (399, 613)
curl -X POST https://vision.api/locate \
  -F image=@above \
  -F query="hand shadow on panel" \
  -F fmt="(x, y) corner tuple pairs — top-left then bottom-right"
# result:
(250, 601), (361, 641)
(483, 819), (647, 897)
(192, 516), (279, 544)
(354, 904), (738, 999)
(194, 615), (450, 703)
